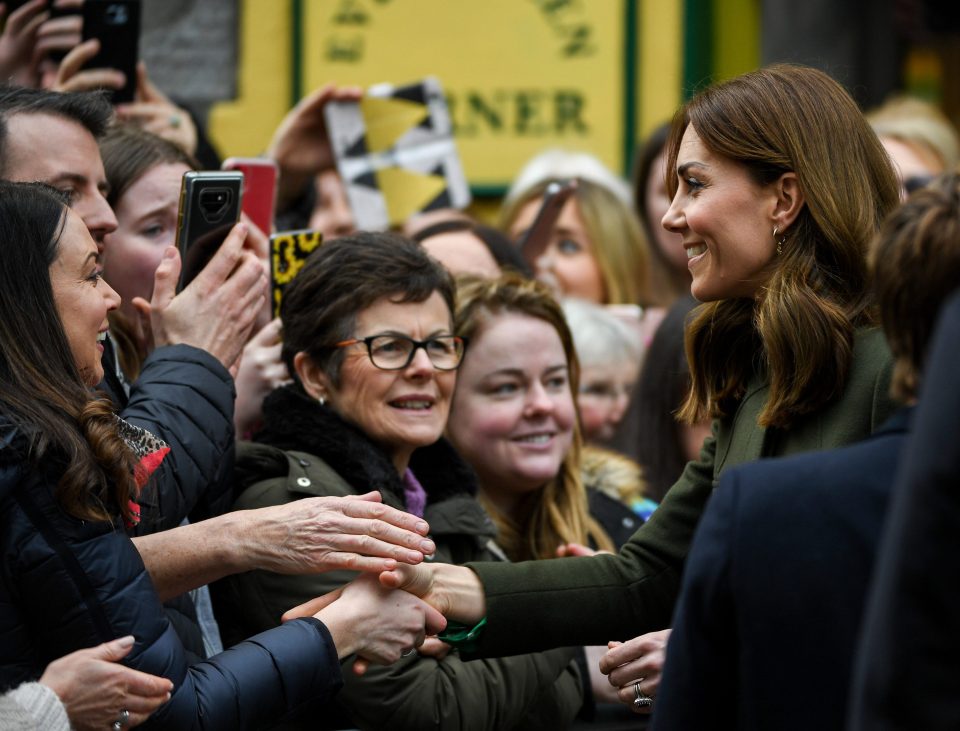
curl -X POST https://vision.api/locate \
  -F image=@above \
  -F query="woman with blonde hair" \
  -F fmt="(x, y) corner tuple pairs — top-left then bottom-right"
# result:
(446, 273), (642, 711)
(500, 150), (657, 308)
(359, 66), (902, 705)
(447, 274), (624, 561)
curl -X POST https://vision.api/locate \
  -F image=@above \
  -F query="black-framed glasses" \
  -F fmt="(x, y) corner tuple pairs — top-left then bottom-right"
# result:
(335, 334), (468, 371)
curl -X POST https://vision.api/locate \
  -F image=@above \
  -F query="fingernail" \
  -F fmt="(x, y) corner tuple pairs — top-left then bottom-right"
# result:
(116, 635), (135, 647)
(163, 247), (176, 259)
(415, 521), (428, 534)
(420, 539), (435, 552)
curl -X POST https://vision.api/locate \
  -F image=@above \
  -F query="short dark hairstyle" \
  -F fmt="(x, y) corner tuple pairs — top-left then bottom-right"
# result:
(100, 124), (197, 209)
(871, 172), (960, 401)
(280, 231), (456, 386)
(0, 86), (113, 176)
(412, 219), (533, 277)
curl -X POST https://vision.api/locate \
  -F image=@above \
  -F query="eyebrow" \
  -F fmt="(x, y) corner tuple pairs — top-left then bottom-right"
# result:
(677, 161), (709, 177)
(488, 364), (567, 379)
(360, 328), (453, 339)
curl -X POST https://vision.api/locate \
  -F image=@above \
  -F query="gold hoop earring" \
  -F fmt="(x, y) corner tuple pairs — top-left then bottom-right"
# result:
(773, 226), (787, 256)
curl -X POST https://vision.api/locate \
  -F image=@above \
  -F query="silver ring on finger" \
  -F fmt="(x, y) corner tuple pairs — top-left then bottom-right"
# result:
(112, 707), (130, 730)
(401, 648), (416, 657)
(633, 680), (654, 708)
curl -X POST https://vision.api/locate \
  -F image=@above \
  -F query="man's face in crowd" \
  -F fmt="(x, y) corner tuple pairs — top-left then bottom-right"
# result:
(3, 112), (117, 250)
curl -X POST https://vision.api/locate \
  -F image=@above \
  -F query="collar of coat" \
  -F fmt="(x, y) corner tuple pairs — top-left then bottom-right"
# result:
(252, 384), (479, 507)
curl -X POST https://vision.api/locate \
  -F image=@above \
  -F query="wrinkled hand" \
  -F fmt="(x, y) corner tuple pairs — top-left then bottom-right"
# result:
(599, 628), (671, 714)
(115, 62), (198, 154)
(40, 636), (173, 730)
(233, 318), (291, 436)
(242, 491), (435, 577)
(0, 0), (48, 87)
(131, 223), (268, 370)
(268, 82), (362, 208)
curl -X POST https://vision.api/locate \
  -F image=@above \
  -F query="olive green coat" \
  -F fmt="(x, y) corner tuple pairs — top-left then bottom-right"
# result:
(469, 327), (897, 656)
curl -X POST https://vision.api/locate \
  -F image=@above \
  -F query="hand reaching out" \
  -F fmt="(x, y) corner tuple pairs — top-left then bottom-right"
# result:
(599, 628), (672, 714)
(268, 83), (362, 209)
(115, 62), (198, 155)
(284, 573), (447, 674)
(0, 0), (49, 87)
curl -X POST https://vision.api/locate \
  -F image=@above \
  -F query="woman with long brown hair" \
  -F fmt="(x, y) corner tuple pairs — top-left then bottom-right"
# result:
(327, 64), (903, 711)
(0, 181), (444, 729)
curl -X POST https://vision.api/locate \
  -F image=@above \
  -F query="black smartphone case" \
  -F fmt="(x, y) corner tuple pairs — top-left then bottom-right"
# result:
(175, 171), (243, 291)
(81, 0), (141, 103)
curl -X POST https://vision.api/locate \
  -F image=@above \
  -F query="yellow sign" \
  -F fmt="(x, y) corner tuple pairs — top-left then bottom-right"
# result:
(304, 0), (630, 189)
(208, 1), (685, 192)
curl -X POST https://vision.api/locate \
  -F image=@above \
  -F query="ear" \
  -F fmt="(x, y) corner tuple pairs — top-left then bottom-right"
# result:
(772, 172), (805, 231)
(293, 351), (332, 402)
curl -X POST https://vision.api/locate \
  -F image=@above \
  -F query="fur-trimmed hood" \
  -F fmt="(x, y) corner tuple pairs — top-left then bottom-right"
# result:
(250, 384), (479, 507)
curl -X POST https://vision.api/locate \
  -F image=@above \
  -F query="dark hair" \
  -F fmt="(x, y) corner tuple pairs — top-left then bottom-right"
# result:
(0, 87), (113, 176)
(412, 219), (533, 277)
(667, 65), (900, 428)
(634, 296), (699, 502)
(871, 172), (960, 401)
(100, 124), (197, 209)
(0, 181), (137, 522)
(281, 231), (456, 386)
(631, 122), (690, 304)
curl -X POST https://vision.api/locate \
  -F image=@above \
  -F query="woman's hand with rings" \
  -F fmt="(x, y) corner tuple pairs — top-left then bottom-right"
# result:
(599, 628), (671, 714)
(39, 635), (172, 730)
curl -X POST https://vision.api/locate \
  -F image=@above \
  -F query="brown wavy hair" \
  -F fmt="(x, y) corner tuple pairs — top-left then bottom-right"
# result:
(870, 173), (960, 402)
(451, 274), (614, 560)
(0, 182), (137, 523)
(667, 65), (901, 428)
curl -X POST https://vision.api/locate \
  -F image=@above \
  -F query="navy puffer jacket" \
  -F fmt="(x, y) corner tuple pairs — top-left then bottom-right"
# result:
(0, 424), (343, 729)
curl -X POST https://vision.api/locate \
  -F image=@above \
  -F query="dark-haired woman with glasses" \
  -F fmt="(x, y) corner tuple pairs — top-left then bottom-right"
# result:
(213, 232), (584, 731)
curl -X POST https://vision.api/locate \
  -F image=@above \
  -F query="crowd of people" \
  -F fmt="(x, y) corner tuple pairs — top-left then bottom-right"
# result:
(0, 3), (958, 730)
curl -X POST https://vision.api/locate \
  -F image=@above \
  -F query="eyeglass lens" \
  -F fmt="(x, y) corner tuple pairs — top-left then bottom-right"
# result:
(368, 335), (463, 370)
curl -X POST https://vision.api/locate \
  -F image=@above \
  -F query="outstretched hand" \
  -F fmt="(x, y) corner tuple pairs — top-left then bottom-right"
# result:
(115, 62), (198, 155)
(285, 573), (446, 675)
(599, 628), (672, 714)
(268, 83), (362, 209)
(242, 491), (436, 577)
(0, 0), (49, 87)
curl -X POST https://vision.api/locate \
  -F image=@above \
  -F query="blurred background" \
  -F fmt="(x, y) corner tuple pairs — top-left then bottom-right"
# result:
(144, 0), (960, 204)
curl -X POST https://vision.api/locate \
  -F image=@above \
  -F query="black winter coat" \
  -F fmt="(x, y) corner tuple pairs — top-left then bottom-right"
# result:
(0, 421), (343, 730)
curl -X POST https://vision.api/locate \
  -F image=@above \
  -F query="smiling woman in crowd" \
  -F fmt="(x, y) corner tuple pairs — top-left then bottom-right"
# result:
(214, 233), (583, 731)
(369, 66), (902, 721)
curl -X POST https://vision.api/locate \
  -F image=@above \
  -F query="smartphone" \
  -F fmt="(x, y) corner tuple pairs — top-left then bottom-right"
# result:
(222, 157), (278, 236)
(518, 179), (578, 265)
(175, 171), (243, 291)
(270, 229), (324, 317)
(81, 0), (140, 103)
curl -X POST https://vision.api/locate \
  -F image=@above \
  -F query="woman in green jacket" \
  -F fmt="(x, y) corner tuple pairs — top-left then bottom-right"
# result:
(214, 232), (583, 731)
(292, 64), (901, 674)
